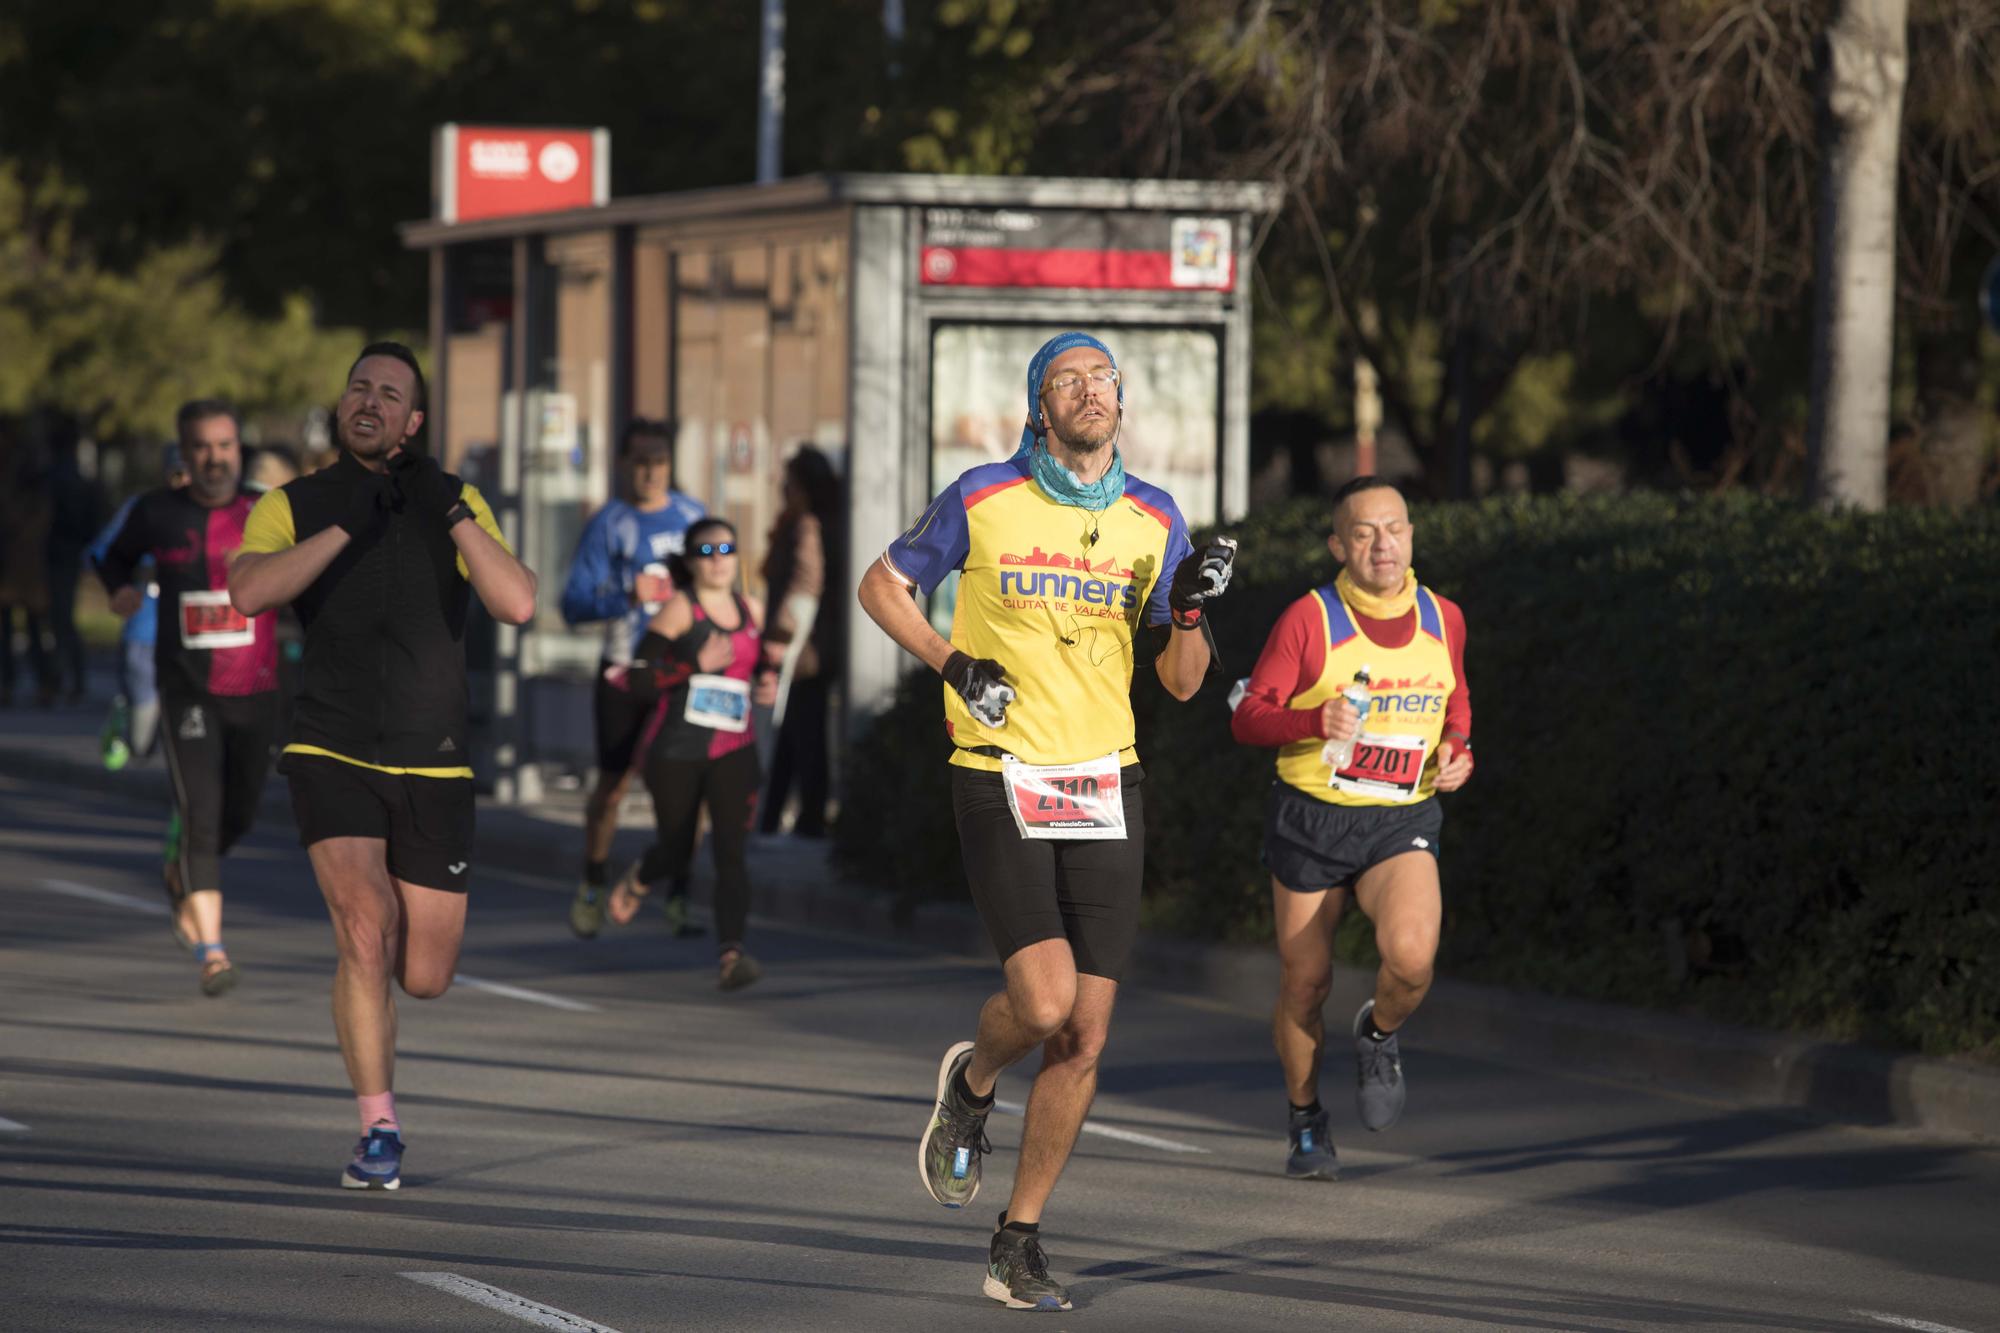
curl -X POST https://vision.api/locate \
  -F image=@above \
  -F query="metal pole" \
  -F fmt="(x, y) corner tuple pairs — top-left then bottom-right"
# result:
(757, 0), (786, 184)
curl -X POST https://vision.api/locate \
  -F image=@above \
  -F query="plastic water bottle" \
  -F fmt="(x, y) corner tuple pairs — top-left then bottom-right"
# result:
(1320, 666), (1373, 772)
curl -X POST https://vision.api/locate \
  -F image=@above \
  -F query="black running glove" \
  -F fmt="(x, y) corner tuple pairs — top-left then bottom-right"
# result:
(387, 449), (466, 528)
(1168, 536), (1238, 626)
(617, 630), (694, 701)
(942, 650), (1015, 728)
(335, 469), (395, 539)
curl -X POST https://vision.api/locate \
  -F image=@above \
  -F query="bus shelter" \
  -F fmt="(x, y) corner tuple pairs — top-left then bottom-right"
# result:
(401, 171), (1279, 802)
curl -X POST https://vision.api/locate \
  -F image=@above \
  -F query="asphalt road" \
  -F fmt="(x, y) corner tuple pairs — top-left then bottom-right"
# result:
(3, 771), (1997, 1332)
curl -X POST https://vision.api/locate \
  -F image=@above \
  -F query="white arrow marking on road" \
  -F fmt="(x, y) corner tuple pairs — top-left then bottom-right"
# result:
(35, 878), (170, 916)
(1854, 1312), (1976, 1333)
(401, 1273), (621, 1332)
(452, 974), (601, 1013)
(993, 1098), (1209, 1154)
(0, 1117), (29, 1133)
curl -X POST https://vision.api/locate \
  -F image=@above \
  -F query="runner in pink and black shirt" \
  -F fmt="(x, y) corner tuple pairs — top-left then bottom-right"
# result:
(95, 400), (279, 997)
(600, 516), (778, 990)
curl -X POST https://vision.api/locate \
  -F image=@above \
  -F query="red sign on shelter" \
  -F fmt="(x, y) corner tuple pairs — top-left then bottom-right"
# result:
(434, 124), (609, 224)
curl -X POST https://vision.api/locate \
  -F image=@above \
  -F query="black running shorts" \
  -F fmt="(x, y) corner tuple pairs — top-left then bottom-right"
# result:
(281, 752), (475, 893)
(949, 763), (1145, 982)
(1262, 782), (1442, 893)
(594, 665), (654, 774)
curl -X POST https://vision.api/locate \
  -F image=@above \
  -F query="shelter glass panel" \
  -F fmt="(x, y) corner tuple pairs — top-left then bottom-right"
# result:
(523, 230), (613, 670)
(926, 322), (1221, 633)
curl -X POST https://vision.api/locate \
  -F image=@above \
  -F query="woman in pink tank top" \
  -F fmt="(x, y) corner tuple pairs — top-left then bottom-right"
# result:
(602, 517), (777, 990)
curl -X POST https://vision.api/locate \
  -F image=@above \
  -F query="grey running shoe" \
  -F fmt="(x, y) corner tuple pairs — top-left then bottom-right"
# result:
(1353, 999), (1407, 1131)
(1285, 1105), (1338, 1179)
(661, 891), (699, 938)
(718, 948), (762, 991)
(917, 1040), (991, 1208)
(984, 1227), (1072, 1311)
(199, 957), (240, 998)
(568, 882), (605, 939)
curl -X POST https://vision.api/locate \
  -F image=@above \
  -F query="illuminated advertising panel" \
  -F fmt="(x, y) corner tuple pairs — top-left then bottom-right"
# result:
(434, 124), (609, 223)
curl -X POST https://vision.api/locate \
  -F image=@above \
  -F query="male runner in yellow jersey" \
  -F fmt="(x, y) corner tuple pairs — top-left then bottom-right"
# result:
(859, 331), (1236, 1310)
(1231, 476), (1473, 1179)
(230, 342), (537, 1189)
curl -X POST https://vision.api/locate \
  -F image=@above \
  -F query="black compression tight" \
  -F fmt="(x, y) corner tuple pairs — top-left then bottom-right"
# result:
(638, 745), (760, 947)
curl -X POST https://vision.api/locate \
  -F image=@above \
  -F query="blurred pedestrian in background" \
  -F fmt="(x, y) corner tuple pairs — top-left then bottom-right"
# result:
(0, 425), (55, 708)
(758, 444), (843, 837)
(88, 442), (189, 770)
(44, 426), (104, 706)
(250, 444), (303, 490)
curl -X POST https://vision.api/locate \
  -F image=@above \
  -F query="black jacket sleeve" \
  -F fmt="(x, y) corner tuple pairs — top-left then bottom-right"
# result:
(94, 492), (154, 593)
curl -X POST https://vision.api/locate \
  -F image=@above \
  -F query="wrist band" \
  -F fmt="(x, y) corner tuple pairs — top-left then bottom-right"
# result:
(443, 500), (474, 529)
(1171, 607), (1202, 629)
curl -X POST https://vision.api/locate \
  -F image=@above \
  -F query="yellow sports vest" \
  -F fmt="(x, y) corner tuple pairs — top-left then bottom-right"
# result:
(1275, 582), (1456, 806)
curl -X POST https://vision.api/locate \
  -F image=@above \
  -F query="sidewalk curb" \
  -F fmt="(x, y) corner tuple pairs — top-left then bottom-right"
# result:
(15, 742), (1996, 1143)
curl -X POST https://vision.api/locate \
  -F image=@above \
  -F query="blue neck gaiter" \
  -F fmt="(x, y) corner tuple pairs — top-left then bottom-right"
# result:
(1029, 439), (1126, 509)
(1012, 331), (1127, 510)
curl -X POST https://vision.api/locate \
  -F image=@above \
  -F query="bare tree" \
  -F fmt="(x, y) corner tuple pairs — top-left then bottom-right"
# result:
(970, 0), (1997, 497)
(1807, 0), (1910, 509)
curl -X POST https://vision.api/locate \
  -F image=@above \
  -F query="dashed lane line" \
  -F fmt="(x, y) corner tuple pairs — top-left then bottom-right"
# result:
(452, 973), (601, 1013)
(32, 878), (170, 916)
(1853, 1312), (1977, 1333)
(400, 1273), (621, 1332)
(992, 1098), (1209, 1154)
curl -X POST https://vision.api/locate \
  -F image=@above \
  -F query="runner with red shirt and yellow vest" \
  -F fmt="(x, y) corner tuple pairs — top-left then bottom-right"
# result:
(1230, 476), (1473, 1181)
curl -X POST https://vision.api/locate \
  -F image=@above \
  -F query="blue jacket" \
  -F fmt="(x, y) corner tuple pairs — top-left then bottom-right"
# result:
(560, 492), (707, 662)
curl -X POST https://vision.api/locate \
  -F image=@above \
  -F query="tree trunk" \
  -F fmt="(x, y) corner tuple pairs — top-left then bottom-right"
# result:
(1805, 0), (1908, 511)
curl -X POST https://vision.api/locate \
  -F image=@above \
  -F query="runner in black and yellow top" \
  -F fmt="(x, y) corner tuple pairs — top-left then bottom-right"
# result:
(228, 342), (538, 1191)
(1230, 476), (1473, 1181)
(858, 330), (1236, 1311)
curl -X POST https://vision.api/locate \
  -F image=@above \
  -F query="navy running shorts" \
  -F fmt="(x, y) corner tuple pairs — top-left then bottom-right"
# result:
(1262, 781), (1442, 893)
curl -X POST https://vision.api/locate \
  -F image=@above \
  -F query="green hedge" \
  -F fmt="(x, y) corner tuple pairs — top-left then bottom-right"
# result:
(838, 495), (2000, 1059)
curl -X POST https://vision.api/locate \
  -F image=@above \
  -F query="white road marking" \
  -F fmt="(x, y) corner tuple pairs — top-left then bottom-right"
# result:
(34, 878), (170, 916)
(0, 1117), (29, 1133)
(400, 1273), (621, 1332)
(452, 974), (600, 1013)
(993, 1098), (1209, 1154)
(1854, 1312), (1977, 1333)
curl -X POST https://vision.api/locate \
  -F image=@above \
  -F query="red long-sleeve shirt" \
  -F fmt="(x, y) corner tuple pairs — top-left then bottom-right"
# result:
(1231, 590), (1473, 763)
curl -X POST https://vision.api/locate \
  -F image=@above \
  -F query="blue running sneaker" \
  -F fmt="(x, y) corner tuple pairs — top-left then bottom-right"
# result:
(1286, 1104), (1338, 1179)
(342, 1127), (404, 1190)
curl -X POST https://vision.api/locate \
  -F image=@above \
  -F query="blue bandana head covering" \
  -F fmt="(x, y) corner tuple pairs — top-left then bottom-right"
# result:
(1013, 331), (1126, 509)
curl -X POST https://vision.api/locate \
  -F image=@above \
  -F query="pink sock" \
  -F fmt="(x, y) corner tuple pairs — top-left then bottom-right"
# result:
(357, 1092), (398, 1133)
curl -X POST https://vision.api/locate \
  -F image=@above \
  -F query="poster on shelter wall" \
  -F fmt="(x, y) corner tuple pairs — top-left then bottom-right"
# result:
(920, 209), (1235, 291)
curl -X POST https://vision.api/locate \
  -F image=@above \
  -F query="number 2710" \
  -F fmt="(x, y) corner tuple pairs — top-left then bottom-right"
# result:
(1035, 777), (1102, 810)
